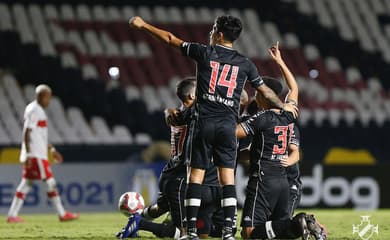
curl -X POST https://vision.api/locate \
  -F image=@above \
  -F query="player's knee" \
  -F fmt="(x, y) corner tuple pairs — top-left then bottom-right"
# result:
(218, 168), (235, 185)
(189, 168), (205, 184)
(219, 177), (234, 186)
(17, 179), (32, 193)
(241, 227), (254, 239)
(189, 175), (203, 184)
(46, 178), (57, 192)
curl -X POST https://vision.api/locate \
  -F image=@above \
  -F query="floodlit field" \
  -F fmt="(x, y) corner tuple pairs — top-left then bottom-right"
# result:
(1, 209), (389, 239)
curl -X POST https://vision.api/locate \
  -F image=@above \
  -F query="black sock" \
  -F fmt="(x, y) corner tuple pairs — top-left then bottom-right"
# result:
(222, 185), (237, 229)
(250, 224), (267, 239)
(250, 219), (301, 239)
(139, 219), (177, 238)
(185, 183), (202, 233)
(142, 204), (162, 219)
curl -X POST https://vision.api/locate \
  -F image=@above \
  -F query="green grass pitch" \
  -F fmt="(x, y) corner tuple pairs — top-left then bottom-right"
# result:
(1, 209), (389, 239)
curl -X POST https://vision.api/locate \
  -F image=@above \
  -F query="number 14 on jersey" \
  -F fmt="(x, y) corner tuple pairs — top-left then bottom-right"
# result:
(209, 61), (239, 98)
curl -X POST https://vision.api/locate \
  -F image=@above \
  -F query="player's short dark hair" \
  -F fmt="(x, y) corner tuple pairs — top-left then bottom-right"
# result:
(176, 77), (196, 102)
(215, 15), (242, 42)
(262, 76), (283, 96)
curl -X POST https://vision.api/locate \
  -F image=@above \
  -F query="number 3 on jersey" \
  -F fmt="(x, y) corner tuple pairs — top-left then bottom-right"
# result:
(273, 124), (294, 154)
(209, 61), (239, 98)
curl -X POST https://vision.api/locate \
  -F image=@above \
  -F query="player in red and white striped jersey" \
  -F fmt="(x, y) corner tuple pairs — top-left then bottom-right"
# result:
(7, 85), (79, 223)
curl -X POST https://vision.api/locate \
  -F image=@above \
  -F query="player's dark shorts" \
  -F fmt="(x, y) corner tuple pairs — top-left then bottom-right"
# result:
(158, 172), (186, 228)
(190, 117), (237, 169)
(241, 175), (290, 227)
(287, 179), (302, 217)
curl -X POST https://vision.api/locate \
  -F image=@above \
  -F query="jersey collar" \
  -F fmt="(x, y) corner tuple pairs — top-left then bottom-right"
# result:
(216, 44), (235, 51)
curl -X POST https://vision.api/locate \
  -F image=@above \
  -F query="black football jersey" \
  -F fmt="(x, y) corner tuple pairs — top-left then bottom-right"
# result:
(163, 106), (219, 186)
(240, 110), (295, 176)
(181, 43), (263, 120)
(162, 105), (192, 175)
(286, 124), (301, 184)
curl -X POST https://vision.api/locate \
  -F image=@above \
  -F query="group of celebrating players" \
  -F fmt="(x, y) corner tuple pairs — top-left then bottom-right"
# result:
(5, 10), (328, 240)
(116, 14), (328, 240)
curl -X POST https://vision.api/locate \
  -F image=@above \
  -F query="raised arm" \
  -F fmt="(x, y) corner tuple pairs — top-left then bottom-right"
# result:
(268, 42), (298, 105)
(249, 62), (297, 117)
(129, 16), (184, 50)
(255, 84), (297, 117)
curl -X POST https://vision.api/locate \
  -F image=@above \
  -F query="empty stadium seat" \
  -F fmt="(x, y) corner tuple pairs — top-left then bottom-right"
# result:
(0, 4), (13, 30)
(61, 51), (78, 68)
(91, 116), (116, 144)
(48, 121), (65, 144)
(3, 74), (27, 121)
(67, 107), (99, 144)
(297, 108), (312, 127)
(0, 84), (21, 144)
(43, 4), (59, 20)
(23, 84), (36, 102)
(112, 125), (133, 144)
(48, 97), (81, 144)
(0, 1), (389, 148)
(134, 133), (152, 145)
(60, 4), (75, 20)
(0, 122), (12, 145)
(82, 63), (99, 80)
(313, 108), (327, 126)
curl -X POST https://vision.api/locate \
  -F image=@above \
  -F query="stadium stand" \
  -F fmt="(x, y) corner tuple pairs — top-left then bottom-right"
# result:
(0, 0), (389, 162)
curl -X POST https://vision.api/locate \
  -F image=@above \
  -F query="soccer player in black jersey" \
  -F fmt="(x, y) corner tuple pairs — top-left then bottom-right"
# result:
(117, 78), (231, 239)
(283, 125), (302, 217)
(166, 78), (240, 239)
(240, 96), (302, 217)
(236, 42), (327, 240)
(116, 79), (197, 239)
(129, 15), (297, 240)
